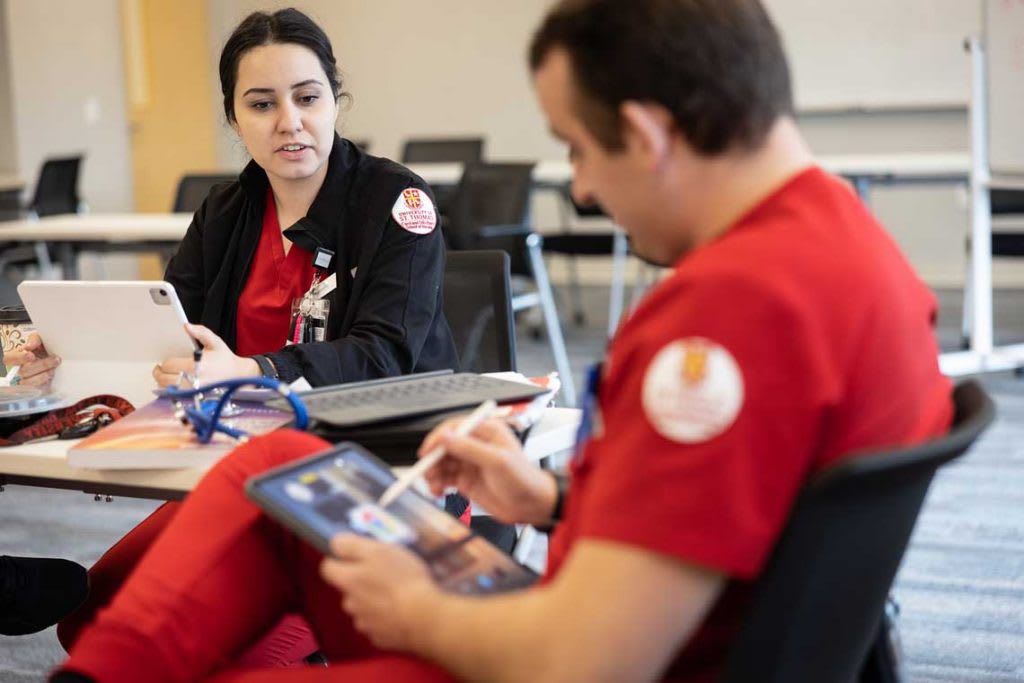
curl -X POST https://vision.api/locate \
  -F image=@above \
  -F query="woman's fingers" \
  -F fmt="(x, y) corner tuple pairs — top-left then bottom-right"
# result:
(19, 369), (55, 388)
(18, 354), (61, 380)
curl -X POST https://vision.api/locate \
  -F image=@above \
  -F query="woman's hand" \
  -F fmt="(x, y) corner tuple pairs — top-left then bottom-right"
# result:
(420, 417), (558, 527)
(4, 333), (60, 388)
(320, 534), (439, 653)
(152, 324), (260, 388)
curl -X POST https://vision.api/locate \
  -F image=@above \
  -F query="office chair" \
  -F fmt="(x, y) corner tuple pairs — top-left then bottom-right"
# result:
(541, 190), (643, 337)
(444, 162), (576, 405)
(401, 137), (485, 221)
(0, 155), (85, 277)
(442, 250), (516, 373)
(401, 137), (484, 164)
(720, 380), (995, 683)
(441, 249), (521, 551)
(172, 173), (238, 213)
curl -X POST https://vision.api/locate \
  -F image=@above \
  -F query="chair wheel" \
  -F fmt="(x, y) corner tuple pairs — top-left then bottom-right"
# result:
(530, 326), (543, 341)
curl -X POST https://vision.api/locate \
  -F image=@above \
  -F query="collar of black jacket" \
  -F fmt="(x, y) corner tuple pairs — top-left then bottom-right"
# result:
(237, 132), (358, 255)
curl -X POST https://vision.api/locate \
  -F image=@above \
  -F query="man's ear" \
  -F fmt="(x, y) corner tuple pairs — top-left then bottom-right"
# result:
(620, 101), (673, 167)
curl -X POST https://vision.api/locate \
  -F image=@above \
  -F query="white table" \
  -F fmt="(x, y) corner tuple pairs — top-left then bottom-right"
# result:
(0, 212), (192, 278)
(0, 407), (581, 501)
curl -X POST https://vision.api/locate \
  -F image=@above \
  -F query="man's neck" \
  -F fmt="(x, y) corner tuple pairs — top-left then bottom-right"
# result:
(683, 118), (814, 250)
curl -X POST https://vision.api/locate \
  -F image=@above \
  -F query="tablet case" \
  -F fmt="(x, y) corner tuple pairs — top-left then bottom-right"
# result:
(17, 281), (195, 408)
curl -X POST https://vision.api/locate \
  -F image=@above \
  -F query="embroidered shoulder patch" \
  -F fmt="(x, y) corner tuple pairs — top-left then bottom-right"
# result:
(391, 188), (437, 234)
(641, 337), (744, 444)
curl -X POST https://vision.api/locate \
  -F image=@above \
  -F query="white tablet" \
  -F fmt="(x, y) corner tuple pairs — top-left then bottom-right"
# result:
(17, 281), (196, 408)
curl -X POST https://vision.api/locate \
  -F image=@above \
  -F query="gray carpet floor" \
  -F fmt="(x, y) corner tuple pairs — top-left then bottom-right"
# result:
(0, 281), (1022, 681)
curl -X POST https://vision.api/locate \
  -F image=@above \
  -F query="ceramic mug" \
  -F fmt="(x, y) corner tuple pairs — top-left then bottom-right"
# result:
(0, 306), (35, 364)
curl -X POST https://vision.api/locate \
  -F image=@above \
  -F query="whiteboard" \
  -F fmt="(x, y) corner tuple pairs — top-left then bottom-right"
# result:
(764, 0), (980, 110)
(986, 0), (1024, 175)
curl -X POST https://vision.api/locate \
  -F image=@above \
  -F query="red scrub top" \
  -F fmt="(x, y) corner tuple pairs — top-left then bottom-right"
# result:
(235, 190), (316, 357)
(545, 167), (952, 682)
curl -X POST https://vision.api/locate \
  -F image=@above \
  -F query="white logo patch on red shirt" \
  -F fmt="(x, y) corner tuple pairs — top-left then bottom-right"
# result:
(641, 337), (744, 444)
(391, 188), (437, 234)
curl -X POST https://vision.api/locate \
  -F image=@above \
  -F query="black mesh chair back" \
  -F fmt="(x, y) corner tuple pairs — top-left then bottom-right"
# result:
(989, 189), (1024, 256)
(29, 156), (82, 217)
(442, 250), (516, 373)
(401, 137), (484, 164)
(445, 163), (536, 277)
(172, 173), (238, 213)
(543, 190), (618, 256)
(720, 380), (994, 683)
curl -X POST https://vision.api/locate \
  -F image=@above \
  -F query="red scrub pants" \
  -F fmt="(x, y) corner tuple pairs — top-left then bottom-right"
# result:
(55, 431), (455, 683)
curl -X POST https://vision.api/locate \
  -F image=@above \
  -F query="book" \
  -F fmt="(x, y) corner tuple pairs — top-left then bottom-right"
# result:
(67, 397), (293, 470)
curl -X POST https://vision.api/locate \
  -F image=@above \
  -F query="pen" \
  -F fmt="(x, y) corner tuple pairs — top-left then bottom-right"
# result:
(378, 399), (498, 507)
(1, 365), (20, 387)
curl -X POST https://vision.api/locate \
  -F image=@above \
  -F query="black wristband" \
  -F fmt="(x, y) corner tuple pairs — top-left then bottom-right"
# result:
(550, 472), (569, 522)
(251, 354), (279, 379)
(534, 472), (569, 533)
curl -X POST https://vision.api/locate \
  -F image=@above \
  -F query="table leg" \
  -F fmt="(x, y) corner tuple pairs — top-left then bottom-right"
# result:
(56, 243), (78, 279)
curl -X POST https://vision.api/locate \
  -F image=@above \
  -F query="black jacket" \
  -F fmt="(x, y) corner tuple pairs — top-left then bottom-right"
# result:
(164, 135), (458, 386)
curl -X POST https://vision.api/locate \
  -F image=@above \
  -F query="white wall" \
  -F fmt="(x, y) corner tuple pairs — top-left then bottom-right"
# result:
(206, 0), (560, 167)
(201, 0), (1003, 288)
(3, 0), (133, 212)
(0, 0), (18, 174)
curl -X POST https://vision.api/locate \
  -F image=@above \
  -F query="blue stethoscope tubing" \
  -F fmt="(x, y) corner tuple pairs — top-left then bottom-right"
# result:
(162, 376), (309, 444)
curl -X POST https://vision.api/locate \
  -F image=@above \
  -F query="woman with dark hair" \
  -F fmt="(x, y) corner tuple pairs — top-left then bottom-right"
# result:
(54, 7), (457, 668)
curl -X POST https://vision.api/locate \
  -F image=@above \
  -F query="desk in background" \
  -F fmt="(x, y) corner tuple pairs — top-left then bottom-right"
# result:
(0, 212), (191, 278)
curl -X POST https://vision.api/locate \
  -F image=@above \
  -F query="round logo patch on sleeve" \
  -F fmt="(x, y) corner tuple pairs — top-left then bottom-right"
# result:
(641, 337), (744, 444)
(391, 188), (437, 234)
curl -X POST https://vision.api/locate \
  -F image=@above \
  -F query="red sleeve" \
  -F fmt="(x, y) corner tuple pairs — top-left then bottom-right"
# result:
(571, 272), (840, 579)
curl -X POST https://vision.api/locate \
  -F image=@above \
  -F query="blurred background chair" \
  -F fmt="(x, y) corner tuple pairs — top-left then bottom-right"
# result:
(443, 162), (575, 405)
(442, 250), (516, 373)
(401, 137), (484, 164)
(0, 155), (85, 278)
(541, 191), (629, 337)
(172, 173), (238, 214)
(401, 137), (485, 221)
(442, 249), (520, 551)
(721, 380), (995, 683)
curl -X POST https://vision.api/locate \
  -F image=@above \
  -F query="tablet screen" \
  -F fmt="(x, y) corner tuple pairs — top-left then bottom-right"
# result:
(246, 443), (537, 594)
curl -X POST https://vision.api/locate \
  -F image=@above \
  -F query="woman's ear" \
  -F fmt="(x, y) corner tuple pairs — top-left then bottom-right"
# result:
(620, 101), (674, 168)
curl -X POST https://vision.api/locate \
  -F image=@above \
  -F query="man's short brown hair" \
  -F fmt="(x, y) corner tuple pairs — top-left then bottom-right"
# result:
(529, 0), (794, 155)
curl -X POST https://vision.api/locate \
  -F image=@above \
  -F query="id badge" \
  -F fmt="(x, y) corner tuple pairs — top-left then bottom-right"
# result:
(289, 296), (330, 344)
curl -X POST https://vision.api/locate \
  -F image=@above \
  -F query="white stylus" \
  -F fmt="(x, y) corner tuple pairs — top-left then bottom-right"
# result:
(378, 399), (498, 507)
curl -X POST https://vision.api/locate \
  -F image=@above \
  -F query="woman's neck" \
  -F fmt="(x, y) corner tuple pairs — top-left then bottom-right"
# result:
(267, 161), (329, 229)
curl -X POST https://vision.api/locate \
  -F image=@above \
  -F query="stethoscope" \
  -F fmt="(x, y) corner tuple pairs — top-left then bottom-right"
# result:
(161, 376), (309, 444)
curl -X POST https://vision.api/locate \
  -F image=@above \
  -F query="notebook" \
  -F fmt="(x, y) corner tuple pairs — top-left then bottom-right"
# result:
(67, 397), (293, 470)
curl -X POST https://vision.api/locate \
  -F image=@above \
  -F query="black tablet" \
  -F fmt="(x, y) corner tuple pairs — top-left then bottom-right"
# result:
(245, 442), (538, 594)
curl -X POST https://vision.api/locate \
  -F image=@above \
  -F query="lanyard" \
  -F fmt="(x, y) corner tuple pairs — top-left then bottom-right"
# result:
(572, 361), (603, 461)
